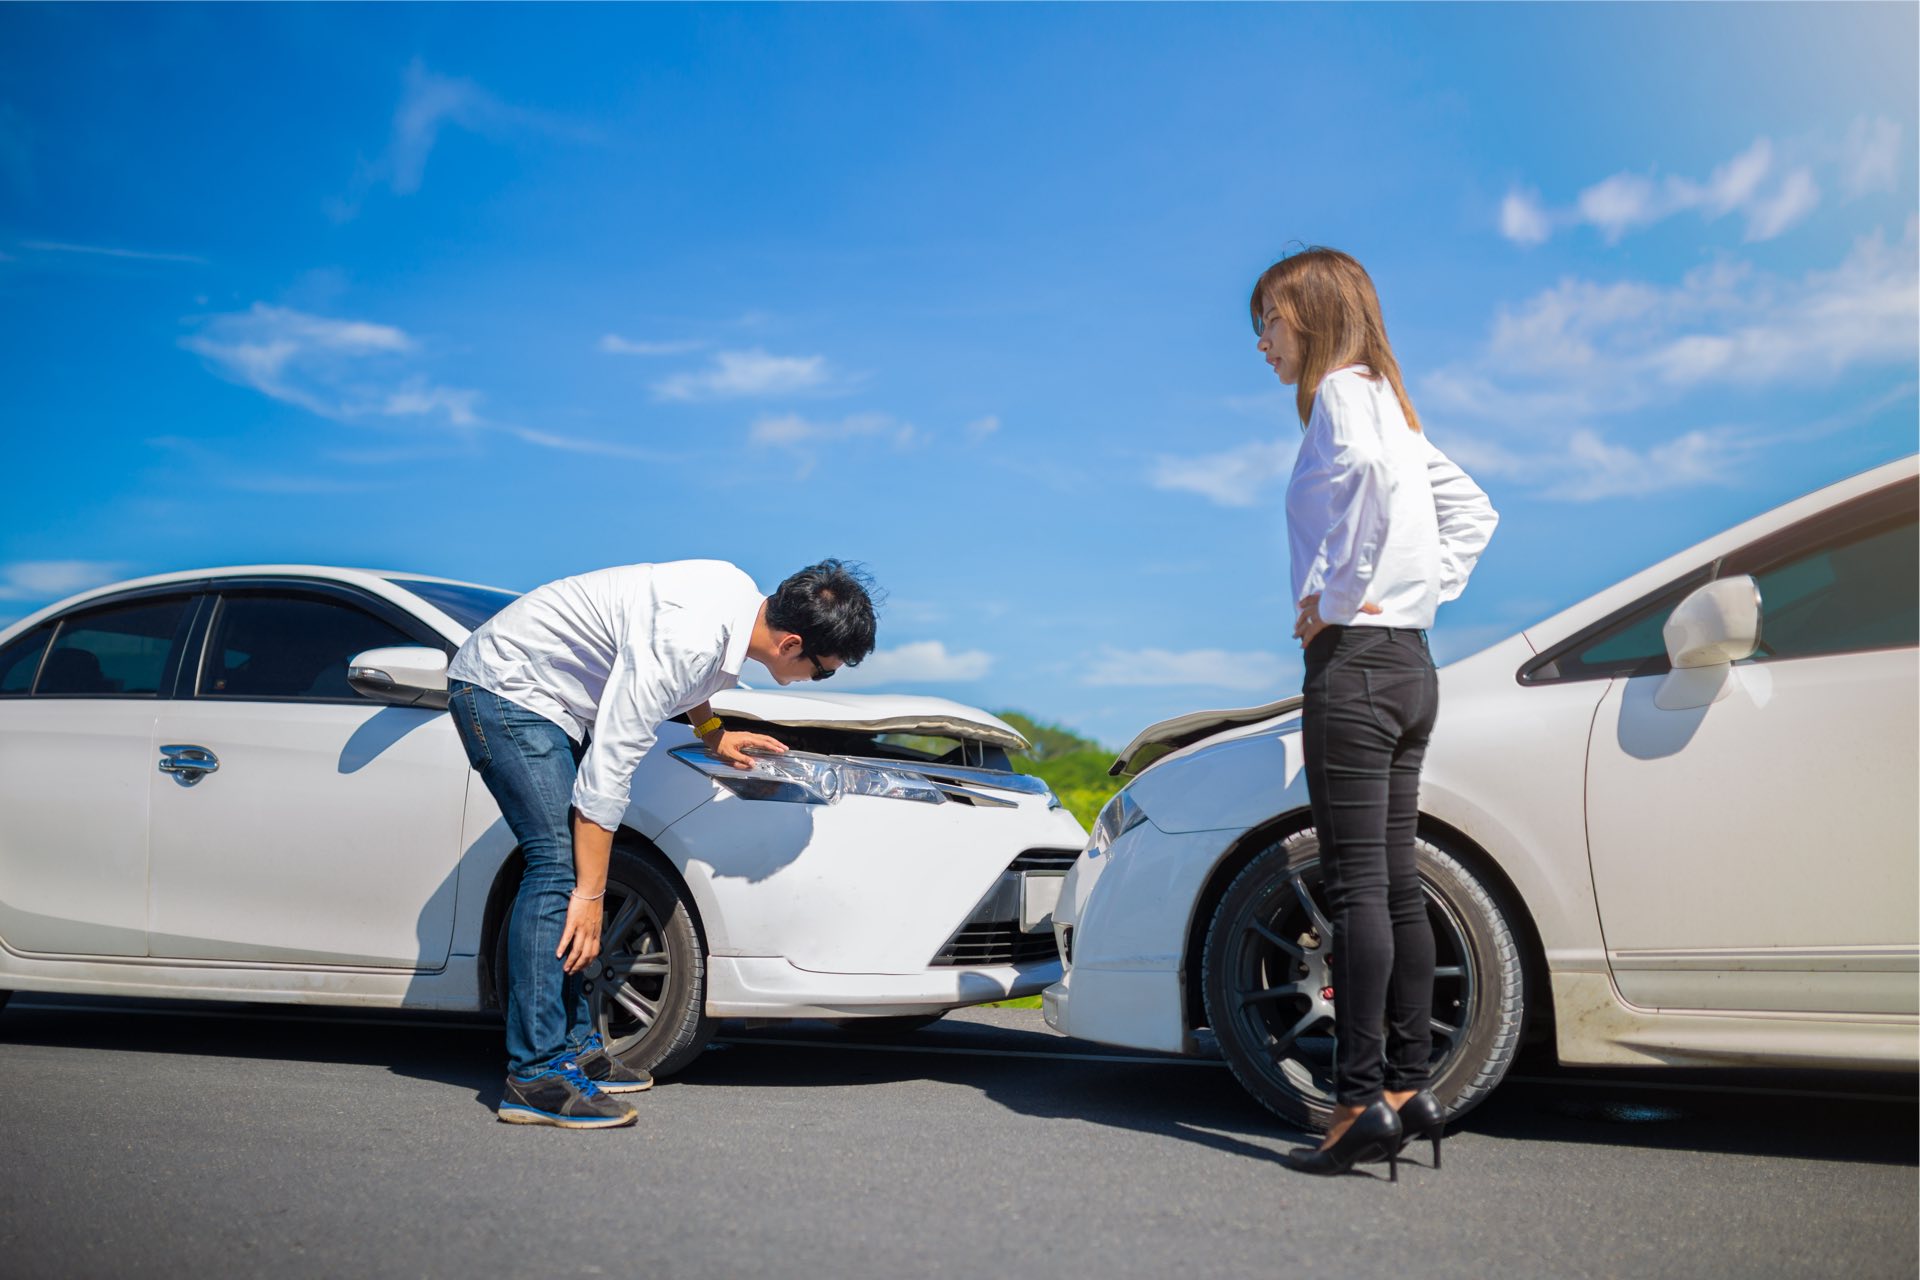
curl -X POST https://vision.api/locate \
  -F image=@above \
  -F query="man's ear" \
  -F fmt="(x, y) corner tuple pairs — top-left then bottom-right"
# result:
(776, 632), (804, 657)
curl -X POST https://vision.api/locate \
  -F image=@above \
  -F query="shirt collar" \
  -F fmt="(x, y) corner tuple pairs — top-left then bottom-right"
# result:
(720, 590), (762, 677)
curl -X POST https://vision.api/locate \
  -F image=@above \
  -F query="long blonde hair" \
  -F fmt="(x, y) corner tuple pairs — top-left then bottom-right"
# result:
(1251, 247), (1422, 434)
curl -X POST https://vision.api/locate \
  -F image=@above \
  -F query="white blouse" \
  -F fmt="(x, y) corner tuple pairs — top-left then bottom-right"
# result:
(1285, 365), (1498, 630)
(449, 560), (764, 831)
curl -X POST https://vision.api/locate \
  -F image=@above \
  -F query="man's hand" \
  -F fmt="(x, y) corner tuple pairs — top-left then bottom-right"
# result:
(1294, 593), (1382, 648)
(557, 892), (604, 974)
(709, 730), (788, 770)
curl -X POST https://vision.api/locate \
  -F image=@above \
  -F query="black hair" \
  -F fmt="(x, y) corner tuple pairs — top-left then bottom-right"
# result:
(765, 559), (879, 665)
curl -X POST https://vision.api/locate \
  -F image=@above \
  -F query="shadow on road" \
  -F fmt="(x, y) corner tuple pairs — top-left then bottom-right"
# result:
(5, 996), (1914, 1169)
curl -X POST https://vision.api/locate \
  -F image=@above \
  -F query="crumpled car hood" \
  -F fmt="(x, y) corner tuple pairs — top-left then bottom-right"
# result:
(709, 688), (1030, 752)
(1109, 695), (1305, 777)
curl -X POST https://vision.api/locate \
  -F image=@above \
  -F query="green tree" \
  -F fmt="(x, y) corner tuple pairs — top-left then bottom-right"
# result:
(997, 710), (1125, 828)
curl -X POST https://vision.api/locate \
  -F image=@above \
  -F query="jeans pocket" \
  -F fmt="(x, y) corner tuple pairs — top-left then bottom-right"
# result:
(1320, 628), (1388, 680)
(450, 685), (491, 770)
(1362, 668), (1427, 737)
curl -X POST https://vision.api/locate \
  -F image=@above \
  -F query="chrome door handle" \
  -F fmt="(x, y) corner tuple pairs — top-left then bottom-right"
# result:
(158, 744), (219, 786)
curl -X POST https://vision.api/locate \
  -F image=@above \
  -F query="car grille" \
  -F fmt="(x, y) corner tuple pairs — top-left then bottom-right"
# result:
(932, 923), (1061, 968)
(1010, 848), (1078, 873)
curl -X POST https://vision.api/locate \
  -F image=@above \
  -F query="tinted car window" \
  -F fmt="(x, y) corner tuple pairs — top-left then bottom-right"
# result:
(39, 598), (191, 696)
(203, 594), (414, 700)
(1521, 570), (1711, 684)
(1740, 513), (1917, 662)
(0, 626), (53, 695)
(387, 578), (519, 631)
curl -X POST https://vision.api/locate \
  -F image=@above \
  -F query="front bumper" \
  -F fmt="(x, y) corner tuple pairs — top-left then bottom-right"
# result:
(707, 955), (1062, 1018)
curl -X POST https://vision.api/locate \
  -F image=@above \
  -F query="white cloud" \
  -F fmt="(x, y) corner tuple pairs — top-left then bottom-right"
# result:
(1842, 117), (1901, 197)
(20, 239), (206, 265)
(599, 334), (705, 356)
(381, 379), (482, 427)
(1743, 168), (1820, 241)
(826, 640), (993, 689)
(964, 414), (1001, 442)
(1425, 221), (1918, 500)
(332, 60), (589, 219)
(654, 349), (832, 401)
(1499, 188), (1552, 246)
(1503, 132), (1856, 246)
(182, 303), (451, 422)
(1083, 647), (1289, 691)
(1577, 172), (1662, 243)
(748, 411), (918, 448)
(1150, 437), (1299, 507)
(0, 560), (126, 602)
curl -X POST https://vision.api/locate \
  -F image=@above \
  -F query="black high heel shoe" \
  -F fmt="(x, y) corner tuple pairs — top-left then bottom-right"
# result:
(1394, 1089), (1446, 1169)
(1282, 1100), (1403, 1181)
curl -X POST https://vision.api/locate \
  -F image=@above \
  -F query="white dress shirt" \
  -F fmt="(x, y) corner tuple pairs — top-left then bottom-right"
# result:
(1285, 365), (1498, 629)
(449, 559), (764, 831)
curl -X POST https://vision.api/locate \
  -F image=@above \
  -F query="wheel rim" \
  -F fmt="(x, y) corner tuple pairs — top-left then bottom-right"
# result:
(585, 881), (674, 1058)
(1223, 854), (1477, 1108)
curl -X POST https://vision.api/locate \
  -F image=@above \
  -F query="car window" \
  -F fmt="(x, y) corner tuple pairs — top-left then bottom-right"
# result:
(202, 593), (414, 701)
(1520, 570), (1710, 685)
(386, 578), (520, 631)
(1736, 511), (1917, 663)
(0, 625), (53, 695)
(38, 598), (192, 696)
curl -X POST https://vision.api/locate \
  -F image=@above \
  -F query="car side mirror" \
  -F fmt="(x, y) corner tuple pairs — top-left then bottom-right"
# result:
(1654, 576), (1761, 710)
(348, 646), (450, 710)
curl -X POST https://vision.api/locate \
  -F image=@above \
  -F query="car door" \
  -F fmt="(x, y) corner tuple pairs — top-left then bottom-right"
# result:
(0, 590), (201, 956)
(145, 581), (471, 969)
(1584, 481), (1919, 1015)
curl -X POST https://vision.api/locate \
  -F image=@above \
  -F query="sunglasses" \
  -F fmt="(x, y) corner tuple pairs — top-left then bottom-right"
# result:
(1252, 308), (1280, 338)
(803, 652), (834, 681)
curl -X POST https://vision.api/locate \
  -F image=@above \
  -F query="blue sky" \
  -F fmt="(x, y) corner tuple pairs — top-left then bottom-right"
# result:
(2, 4), (1915, 746)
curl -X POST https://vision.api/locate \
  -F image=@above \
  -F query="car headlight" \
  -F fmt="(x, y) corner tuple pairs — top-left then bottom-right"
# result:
(670, 745), (948, 806)
(1087, 788), (1148, 858)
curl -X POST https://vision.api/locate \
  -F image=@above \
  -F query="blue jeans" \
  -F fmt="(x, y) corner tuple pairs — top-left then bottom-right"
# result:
(448, 679), (593, 1078)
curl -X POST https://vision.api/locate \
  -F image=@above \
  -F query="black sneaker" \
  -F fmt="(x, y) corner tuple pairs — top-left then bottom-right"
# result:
(498, 1062), (637, 1129)
(572, 1035), (655, 1095)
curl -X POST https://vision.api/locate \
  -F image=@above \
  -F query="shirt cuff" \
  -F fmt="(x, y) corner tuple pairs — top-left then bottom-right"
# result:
(571, 778), (628, 833)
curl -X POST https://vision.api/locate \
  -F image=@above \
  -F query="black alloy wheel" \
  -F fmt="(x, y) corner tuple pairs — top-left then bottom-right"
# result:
(495, 850), (716, 1078)
(1201, 828), (1524, 1132)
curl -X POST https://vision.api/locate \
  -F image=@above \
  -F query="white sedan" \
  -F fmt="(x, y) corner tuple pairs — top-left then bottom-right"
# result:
(0, 566), (1085, 1075)
(1045, 455), (1917, 1128)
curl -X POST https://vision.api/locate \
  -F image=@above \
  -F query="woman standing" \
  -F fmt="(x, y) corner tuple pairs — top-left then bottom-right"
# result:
(1252, 248), (1498, 1178)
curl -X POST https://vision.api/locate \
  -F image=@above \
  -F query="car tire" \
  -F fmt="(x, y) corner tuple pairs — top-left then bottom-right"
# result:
(494, 849), (718, 1078)
(1201, 827), (1524, 1132)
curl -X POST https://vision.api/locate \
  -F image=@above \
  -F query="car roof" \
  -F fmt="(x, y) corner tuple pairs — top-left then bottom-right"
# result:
(0, 565), (518, 646)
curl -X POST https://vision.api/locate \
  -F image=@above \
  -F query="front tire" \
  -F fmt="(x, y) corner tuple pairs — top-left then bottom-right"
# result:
(1200, 828), (1524, 1131)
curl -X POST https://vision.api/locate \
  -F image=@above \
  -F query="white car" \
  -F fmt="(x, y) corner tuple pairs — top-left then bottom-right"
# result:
(1045, 455), (1917, 1128)
(0, 567), (1085, 1075)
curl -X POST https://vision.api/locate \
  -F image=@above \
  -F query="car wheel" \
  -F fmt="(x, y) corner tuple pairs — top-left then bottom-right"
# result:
(1201, 828), (1524, 1132)
(494, 850), (717, 1078)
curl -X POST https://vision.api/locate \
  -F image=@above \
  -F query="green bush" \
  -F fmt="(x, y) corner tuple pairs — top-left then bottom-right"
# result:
(998, 711), (1125, 829)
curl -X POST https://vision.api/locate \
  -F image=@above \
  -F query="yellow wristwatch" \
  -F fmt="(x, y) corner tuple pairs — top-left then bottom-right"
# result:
(692, 716), (723, 740)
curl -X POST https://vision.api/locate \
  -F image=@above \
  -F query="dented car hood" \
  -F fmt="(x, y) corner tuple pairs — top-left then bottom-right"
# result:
(709, 688), (1030, 752)
(1109, 695), (1305, 777)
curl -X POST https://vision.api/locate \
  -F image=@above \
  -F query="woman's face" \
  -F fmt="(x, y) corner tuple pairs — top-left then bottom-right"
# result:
(1255, 299), (1303, 385)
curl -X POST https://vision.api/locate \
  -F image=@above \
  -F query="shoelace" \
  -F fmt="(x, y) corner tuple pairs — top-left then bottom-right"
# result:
(553, 1059), (605, 1098)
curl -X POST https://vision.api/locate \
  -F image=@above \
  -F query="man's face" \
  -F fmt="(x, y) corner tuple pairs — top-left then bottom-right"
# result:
(767, 633), (845, 685)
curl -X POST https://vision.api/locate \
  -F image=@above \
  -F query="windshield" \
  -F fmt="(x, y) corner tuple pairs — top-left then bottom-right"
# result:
(387, 578), (520, 631)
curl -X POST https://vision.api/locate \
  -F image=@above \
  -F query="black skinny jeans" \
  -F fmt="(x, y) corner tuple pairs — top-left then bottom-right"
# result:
(1301, 624), (1439, 1106)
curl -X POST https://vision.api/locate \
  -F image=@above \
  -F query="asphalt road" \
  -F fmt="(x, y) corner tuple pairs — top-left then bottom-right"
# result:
(0, 995), (1913, 1280)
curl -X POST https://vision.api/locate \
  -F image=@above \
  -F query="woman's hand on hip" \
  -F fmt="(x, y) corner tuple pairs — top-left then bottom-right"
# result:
(1294, 594), (1381, 647)
(557, 893), (604, 974)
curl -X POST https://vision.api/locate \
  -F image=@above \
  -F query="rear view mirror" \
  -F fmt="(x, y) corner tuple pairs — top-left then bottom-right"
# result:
(348, 646), (450, 709)
(1655, 576), (1761, 710)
